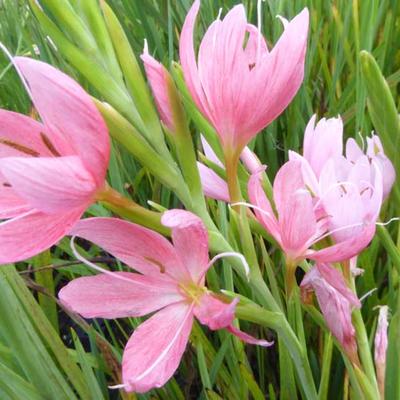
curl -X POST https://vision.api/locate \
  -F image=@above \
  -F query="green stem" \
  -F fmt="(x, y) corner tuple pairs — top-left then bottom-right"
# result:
(236, 301), (318, 400)
(96, 184), (170, 235)
(224, 149), (242, 206)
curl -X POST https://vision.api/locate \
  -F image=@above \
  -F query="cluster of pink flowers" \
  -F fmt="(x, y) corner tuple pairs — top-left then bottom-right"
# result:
(0, 0), (394, 394)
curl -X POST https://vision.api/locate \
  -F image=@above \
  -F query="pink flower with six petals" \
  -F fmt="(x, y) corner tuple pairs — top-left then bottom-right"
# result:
(59, 210), (271, 393)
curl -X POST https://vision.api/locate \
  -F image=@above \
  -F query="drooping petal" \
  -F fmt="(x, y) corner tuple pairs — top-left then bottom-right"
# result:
(227, 325), (273, 346)
(70, 217), (189, 282)
(122, 302), (194, 393)
(161, 210), (209, 284)
(194, 293), (238, 330)
(194, 293), (273, 346)
(248, 168), (281, 244)
(0, 109), (53, 157)
(0, 156), (96, 214)
(0, 209), (83, 263)
(14, 57), (110, 185)
(316, 263), (360, 308)
(59, 272), (183, 319)
(141, 50), (174, 131)
(300, 266), (358, 358)
(197, 162), (229, 202)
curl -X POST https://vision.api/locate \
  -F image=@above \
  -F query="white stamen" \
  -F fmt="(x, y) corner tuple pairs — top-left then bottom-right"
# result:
(230, 201), (274, 220)
(70, 237), (155, 287)
(357, 131), (366, 152)
(143, 38), (149, 54)
(276, 15), (289, 29)
(0, 42), (33, 99)
(108, 383), (129, 390)
(46, 36), (58, 51)
(360, 287), (377, 303)
(376, 217), (400, 226)
(0, 209), (36, 227)
(206, 251), (250, 279)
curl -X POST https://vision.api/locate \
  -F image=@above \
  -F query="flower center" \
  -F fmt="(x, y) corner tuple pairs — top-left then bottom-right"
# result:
(178, 282), (207, 305)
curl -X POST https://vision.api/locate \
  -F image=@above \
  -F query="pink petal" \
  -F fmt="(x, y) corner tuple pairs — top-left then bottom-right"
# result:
(59, 272), (183, 319)
(141, 51), (174, 131)
(193, 293), (272, 346)
(301, 267), (357, 355)
(194, 293), (238, 330)
(374, 306), (388, 366)
(240, 146), (261, 174)
(200, 135), (223, 168)
(14, 57), (110, 185)
(345, 138), (364, 163)
(0, 186), (29, 219)
(70, 217), (189, 282)
(122, 302), (194, 393)
(0, 209), (83, 263)
(0, 109), (53, 157)
(244, 24), (269, 66)
(303, 115), (343, 178)
(179, 0), (210, 120)
(239, 8), (309, 144)
(197, 162), (229, 202)
(227, 325), (273, 347)
(308, 224), (376, 263)
(248, 168), (281, 244)
(161, 210), (209, 284)
(316, 263), (360, 308)
(288, 151), (319, 196)
(0, 156), (96, 214)
(273, 161), (317, 259)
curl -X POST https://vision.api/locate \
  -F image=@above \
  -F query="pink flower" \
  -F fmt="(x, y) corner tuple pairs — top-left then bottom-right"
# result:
(248, 160), (381, 263)
(0, 57), (109, 263)
(141, 45), (175, 131)
(346, 135), (395, 199)
(300, 263), (359, 361)
(59, 210), (271, 393)
(179, 0), (309, 152)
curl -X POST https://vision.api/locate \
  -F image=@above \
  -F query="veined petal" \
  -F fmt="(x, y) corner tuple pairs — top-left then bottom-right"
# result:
(0, 209), (83, 263)
(0, 186), (29, 218)
(59, 272), (183, 319)
(70, 217), (189, 282)
(14, 57), (110, 185)
(0, 156), (96, 214)
(122, 302), (193, 393)
(0, 109), (53, 157)
(161, 210), (209, 284)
